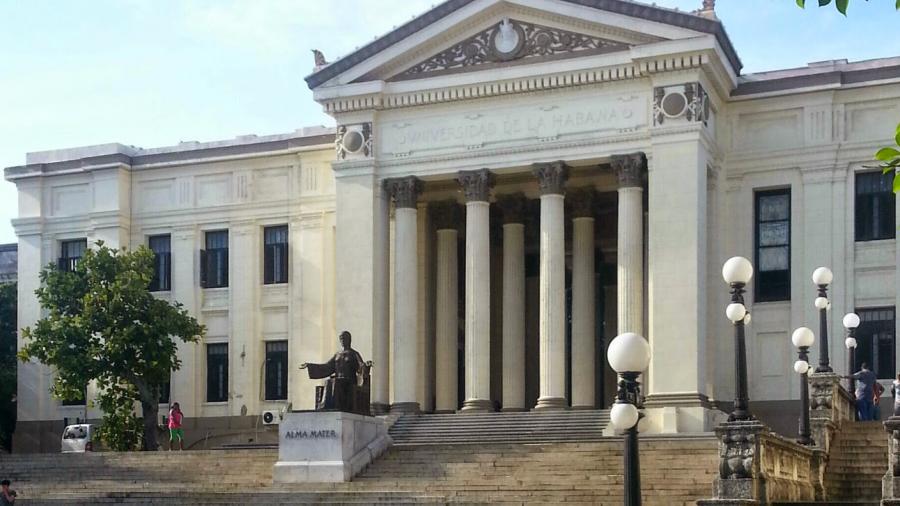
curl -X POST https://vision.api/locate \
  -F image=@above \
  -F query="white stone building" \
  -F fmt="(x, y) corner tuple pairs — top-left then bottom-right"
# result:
(6, 0), (899, 452)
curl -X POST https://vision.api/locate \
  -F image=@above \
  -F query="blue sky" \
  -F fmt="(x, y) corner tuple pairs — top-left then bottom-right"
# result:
(1, 0), (899, 243)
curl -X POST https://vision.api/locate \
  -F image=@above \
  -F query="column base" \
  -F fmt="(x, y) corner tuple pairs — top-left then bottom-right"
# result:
(501, 407), (528, 412)
(460, 399), (493, 412)
(371, 403), (390, 416)
(533, 397), (568, 410)
(389, 402), (420, 414)
(570, 405), (595, 410)
(642, 392), (724, 433)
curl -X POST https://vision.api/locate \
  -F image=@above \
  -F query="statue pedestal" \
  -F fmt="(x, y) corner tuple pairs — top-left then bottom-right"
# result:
(272, 411), (392, 483)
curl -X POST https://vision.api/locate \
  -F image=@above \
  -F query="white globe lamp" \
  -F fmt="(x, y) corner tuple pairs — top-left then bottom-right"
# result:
(845, 337), (857, 349)
(610, 402), (640, 431)
(814, 297), (828, 310)
(843, 313), (860, 329)
(791, 327), (815, 348)
(607, 333), (651, 373)
(812, 266), (833, 286)
(722, 257), (753, 285)
(794, 360), (810, 375)
(726, 303), (746, 323)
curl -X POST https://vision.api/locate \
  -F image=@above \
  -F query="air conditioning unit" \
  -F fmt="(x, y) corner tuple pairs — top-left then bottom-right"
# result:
(262, 410), (281, 425)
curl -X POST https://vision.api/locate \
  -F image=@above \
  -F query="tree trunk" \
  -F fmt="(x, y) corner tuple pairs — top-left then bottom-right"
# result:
(132, 378), (160, 452)
(140, 396), (159, 451)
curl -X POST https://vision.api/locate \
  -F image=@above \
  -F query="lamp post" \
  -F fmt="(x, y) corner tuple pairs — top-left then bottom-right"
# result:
(791, 327), (815, 445)
(843, 312), (860, 418)
(722, 257), (754, 421)
(608, 332), (651, 506)
(812, 267), (834, 372)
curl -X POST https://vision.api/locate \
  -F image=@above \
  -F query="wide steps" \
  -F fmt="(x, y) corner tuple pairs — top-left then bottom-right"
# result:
(822, 421), (889, 503)
(389, 410), (610, 445)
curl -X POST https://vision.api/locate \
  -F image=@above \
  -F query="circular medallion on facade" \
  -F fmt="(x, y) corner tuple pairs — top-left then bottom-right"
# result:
(661, 91), (688, 118)
(341, 129), (365, 154)
(490, 18), (525, 61)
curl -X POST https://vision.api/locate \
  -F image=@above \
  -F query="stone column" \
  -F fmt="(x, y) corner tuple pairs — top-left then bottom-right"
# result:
(385, 176), (423, 413)
(613, 153), (645, 337)
(457, 169), (495, 411)
(371, 186), (391, 415)
(497, 194), (527, 411)
(431, 200), (461, 413)
(570, 188), (596, 409)
(533, 161), (569, 410)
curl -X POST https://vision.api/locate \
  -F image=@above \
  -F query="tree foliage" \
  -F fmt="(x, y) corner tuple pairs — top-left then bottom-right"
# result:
(875, 122), (900, 194)
(18, 242), (204, 451)
(796, 0), (900, 15)
(0, 282), (16, 452)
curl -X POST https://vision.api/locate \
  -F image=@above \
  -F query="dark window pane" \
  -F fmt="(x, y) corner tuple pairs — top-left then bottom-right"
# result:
(264, 226), (289, 285)
(855, 307), (896, 380)
(755, 189), (791, 302)
(265, 340), (289, 400)
(149, 235), (171, 292)
(759, 222), (789, 247)
(758, 194), (790, 221)
(207, 343), (229, 402)
(203, 231), (229, 288)
(59, 239), (87, 273)
(856, 172), (897, 241)
(758, 246), (789, 271)
(159, 379), (171, 404)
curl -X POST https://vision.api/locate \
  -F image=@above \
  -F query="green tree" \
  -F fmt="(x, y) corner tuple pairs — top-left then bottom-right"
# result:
(796, 0), (900, 15)
(0, 282), (16, 452)
(875, 123), (900, 193)
(18, 242), (204, 451)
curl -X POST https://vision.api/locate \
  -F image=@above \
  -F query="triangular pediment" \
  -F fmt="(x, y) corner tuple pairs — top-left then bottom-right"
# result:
(306, 0), (742, 90)
(389, 18), (630, 81)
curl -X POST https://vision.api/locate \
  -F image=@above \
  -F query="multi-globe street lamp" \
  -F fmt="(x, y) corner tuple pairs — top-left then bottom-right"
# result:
(722, 256), (754, 421)
(811, 267), (834, 372)
(608, 332), (651, 506)
(791, 327), (815, 445)
(843, 312), (860, 418)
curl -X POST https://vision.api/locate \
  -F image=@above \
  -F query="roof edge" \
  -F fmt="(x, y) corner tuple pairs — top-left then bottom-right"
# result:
(304, 0), (742, 90)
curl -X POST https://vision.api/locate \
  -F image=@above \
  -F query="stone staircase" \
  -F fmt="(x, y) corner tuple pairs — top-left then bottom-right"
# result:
(389, 409), (610, 445)
(2, 438), (719, 505)
(822, 421), (888, 504)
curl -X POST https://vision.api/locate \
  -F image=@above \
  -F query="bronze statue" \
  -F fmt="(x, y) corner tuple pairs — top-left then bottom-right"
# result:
(300, 331), (373, 415)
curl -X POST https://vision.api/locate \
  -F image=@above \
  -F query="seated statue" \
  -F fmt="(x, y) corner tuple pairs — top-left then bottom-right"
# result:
(300, 331), (373, 416)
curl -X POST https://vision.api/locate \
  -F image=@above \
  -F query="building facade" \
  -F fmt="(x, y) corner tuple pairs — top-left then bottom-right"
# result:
(5, 0), (900, 451)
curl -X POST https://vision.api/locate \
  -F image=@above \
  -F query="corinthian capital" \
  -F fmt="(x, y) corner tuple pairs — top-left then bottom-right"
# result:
(456, 169), (495, 202)
(611, 153), (646, 189)
(384, 176), (423, 209)
(532, 161), (569, 195)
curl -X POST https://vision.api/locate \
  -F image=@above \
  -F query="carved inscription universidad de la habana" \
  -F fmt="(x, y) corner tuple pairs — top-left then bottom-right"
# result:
(381, 94), (646, 155)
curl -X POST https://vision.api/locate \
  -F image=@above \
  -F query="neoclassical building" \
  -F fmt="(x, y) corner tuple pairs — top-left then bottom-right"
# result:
(6, 0), (899, 451)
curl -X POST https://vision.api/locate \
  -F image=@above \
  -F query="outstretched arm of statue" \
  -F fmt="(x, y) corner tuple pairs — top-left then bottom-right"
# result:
(365, 361), (374, 368)
(299, 363), (308, 369)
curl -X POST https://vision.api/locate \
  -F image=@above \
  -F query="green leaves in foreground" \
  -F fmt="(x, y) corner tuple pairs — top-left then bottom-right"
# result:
(875, 123), (900, 194)
(796, 0), (900, 15)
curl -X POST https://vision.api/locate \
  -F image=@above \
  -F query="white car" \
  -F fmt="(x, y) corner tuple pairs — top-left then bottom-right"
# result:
(61, 424), (95, 453)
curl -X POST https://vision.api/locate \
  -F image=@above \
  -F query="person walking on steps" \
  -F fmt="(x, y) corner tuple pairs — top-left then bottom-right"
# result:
(848, 363), (877, 421)
(168, 402), (185, 451)
(1, 479), (16, 505)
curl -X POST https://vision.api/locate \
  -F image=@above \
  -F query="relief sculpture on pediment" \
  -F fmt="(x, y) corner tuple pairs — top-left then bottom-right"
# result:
(395, 18), (629, 80)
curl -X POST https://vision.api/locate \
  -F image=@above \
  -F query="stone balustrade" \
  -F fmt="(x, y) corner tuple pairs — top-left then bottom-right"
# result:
(882, 416), (900, 505)
(808, 372), (855, 452)
(699, 373), (855, 505)
(698, 420), (823, 505)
